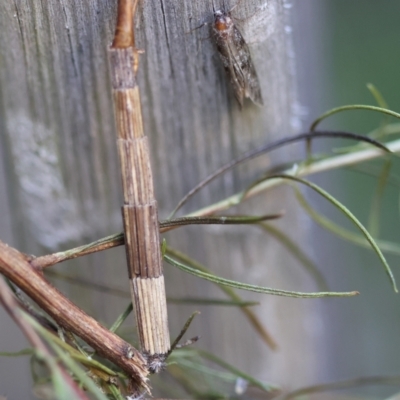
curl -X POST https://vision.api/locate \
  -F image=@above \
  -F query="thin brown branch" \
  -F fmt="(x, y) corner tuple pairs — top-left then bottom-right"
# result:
(0, 240), (149, 391)
(30, 233), (125, 269)
(112, 0), (139, 49)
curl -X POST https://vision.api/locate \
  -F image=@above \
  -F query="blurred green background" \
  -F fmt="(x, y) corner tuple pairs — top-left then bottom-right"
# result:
(305, 1), (400, 398)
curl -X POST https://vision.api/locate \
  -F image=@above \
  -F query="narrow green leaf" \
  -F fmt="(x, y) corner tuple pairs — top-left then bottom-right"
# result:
(0, 348), (34, 357)
(335, 122), (400, 154)
(295, 188), (400, 257)
(54, 232), (125, 263)
(32, 321), (117, 376)
(196, 349), (280, 392)
(169, 311), (200, 356)
(369, 122), (400, 139)
(368, 159), (391, 237)
(264, 173), (397, 292)
(367, 83), (388, 109)
(48, 342), (110, 400)
(166, 362), (213, 398)
(277, 375), (400, 400)
(169, 348), (276, 394)
(160, 213), (283, 229)
(161, 238), (167, 256)
(165, 246), (278, 350)
(169, 130), (389, 218)
(19, 315), (97, 400)
(107, 383), (126, 400)
(167, 297), (259, 307)
(109, 302), (133, 333)
(164, 254), (358, 298)
(172, 357), (239, 382)
(25, 314), (114, 400)
(51, 366), (87, 400)
(310, 104), (400, 131)
(348, 163), (400, 189)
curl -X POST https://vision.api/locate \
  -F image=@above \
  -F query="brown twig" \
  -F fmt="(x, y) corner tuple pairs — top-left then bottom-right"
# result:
(30, 233), (125, 269)
(109, 0), (170, 371)
(112, 0), (138, 49)
(0, 240), (149, 390)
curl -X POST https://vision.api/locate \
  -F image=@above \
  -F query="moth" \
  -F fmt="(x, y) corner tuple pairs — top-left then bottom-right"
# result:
(212, 8), (263, 107)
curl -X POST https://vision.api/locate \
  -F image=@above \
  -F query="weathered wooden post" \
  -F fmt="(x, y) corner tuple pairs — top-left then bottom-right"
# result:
(0, 0), (321, 394)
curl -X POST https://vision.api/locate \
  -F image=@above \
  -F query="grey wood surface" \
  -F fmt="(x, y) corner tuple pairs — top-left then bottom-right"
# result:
(0, 0), (323, 397)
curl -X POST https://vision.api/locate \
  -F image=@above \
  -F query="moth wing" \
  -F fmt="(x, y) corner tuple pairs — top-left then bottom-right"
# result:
(232, 25), (263, 106)
(216, 37), (246, 107)
(245, 60), (263, 106)
(226, 59), (245, 107)
(230, 73), (245, 107)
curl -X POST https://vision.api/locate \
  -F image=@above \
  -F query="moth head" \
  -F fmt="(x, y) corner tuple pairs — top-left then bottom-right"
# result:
(213, 10), (232, 32)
